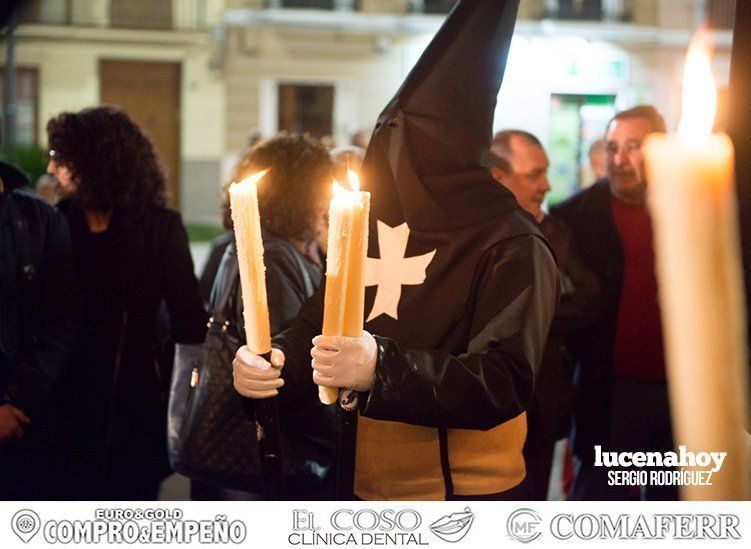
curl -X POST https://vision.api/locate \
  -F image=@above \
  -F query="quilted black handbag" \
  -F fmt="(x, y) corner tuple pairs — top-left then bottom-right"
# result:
(167, 256), (263, 492)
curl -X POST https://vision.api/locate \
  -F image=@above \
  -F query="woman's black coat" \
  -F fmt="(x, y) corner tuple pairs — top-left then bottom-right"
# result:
(57, 200), (207, 492)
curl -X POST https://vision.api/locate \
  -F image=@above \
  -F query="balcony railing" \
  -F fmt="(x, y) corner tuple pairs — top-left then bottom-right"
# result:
(18, 0), (208, 31)
(263, 0), (459, 14)
(264, 0), (631, 18)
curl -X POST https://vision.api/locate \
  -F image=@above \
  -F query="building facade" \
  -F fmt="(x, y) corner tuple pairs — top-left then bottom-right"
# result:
(0, 0), (737, 223)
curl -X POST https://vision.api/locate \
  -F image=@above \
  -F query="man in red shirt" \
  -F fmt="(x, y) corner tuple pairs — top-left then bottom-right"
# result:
(552, 106), (678, 500)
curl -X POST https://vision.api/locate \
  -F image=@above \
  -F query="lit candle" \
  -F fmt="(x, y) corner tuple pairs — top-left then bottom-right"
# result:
(229, 169), (272, 355)
(643, 35), (751, 500)
(320, 169), (371, 405)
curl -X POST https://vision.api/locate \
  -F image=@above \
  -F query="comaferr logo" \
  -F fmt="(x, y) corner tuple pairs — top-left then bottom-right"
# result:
(550, 514), (741, 540)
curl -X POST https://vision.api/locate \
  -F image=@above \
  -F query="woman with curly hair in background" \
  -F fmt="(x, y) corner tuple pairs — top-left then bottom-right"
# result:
(191, 133), (335, 500)
(46, 106), (207, 500)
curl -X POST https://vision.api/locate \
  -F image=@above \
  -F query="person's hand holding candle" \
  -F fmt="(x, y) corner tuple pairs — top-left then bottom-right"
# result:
(310, 332), (378, 393)
(233, 346), (286, 399)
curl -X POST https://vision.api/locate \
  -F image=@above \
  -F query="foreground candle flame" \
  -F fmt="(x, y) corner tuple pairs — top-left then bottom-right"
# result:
(642, 37), (750, 497)
(677, 31), (716, 148)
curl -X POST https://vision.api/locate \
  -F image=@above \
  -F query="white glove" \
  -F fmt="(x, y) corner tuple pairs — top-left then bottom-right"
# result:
(310, 331), (378, 392)
(233, 346), (286, 399)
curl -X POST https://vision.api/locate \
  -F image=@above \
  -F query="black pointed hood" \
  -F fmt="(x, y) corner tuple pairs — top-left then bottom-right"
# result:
(361, 0), (543, 339)
(361, 0), (521, 233)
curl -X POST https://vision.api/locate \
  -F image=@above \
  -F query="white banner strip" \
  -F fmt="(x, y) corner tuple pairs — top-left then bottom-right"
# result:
(1, 500), (748, 549)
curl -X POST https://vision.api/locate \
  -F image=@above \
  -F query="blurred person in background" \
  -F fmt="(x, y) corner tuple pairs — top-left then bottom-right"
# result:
(46, 106), (207, 500)
(490, 130), (600, 499)
(0, 160), (82, 500)
(589, 138), (608, 183)
(551, 105), (676, 500)
(192, 133), (335, 500)
(35, 174), (61, 205)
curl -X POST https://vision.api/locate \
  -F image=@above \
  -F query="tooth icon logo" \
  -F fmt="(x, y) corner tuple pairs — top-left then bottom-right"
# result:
(11, 509), (41, 543)
(429, 507), (475, 543)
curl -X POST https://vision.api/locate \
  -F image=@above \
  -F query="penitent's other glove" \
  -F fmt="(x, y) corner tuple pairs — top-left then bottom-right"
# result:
(233, 346), (286, 399)
(310, 331), (378, 393)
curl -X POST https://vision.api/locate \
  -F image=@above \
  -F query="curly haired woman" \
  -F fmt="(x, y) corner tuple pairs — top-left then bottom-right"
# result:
(191, 133), (335, 500)
(46, 106), (207, 500)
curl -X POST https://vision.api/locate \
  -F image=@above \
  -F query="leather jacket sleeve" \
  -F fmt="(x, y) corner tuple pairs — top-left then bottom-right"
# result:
(360, 234), (559, 431)
(8, 205), (82, 417)
(543, 215), (601, 336)
(265, 247), (314, 337)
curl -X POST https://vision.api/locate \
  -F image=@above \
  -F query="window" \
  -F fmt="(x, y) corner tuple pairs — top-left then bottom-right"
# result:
(0, 68), (40, 146)
(545, 0), (602, 20)
(110, 0), (172, 29)
(277, 84), (334, 138)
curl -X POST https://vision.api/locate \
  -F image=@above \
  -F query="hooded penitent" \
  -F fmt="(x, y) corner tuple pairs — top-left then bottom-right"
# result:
(277, 0), (558, 500)
(356, 0), (557, 500)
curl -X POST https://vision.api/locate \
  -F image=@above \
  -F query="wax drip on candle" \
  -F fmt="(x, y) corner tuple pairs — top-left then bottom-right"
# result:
(677, 30), (716, 149)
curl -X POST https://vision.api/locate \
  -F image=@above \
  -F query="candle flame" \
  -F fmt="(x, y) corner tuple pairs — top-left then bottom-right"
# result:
(333, 179), (348, 197)
(347, 169), (360, 192)
(332, 178), (360, 206)
(677, 30), (716, 147)
(233, 168), (270, 190)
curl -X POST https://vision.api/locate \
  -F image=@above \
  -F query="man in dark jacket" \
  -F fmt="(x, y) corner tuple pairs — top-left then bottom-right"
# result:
(233, 0), (559, 500)
(551, 105), (678, 500)
(489, 129), (601, 499)
(0, 160), (82, 499)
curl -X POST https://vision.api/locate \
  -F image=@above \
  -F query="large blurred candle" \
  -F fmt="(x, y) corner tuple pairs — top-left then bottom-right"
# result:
(320, 170), (371, 405)
(644, 35), (750, 500)
(229, 169), (272, 355)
